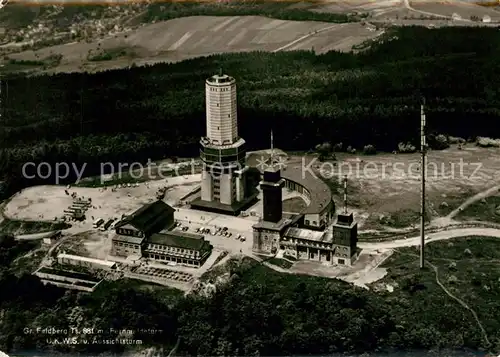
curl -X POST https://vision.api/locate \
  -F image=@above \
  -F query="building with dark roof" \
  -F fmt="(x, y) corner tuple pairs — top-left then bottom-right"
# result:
(112, 201), (176, 257)
(145, 231), (212, 267)
(111, 201), (212, 267)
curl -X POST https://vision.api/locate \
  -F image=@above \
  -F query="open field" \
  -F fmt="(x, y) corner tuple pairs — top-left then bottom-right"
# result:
(3, 174), (201, 234)
(305, 145), (500, 229)
(411, 0), (500, 20)
(1, 0), (499, 74)
(4, 16), (383, 73)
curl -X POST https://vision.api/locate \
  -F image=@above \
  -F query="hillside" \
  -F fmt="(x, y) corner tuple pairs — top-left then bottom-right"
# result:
(4, 16), (383, 74)
(1, 0), (500, 74)
(1, 26), (500, 200)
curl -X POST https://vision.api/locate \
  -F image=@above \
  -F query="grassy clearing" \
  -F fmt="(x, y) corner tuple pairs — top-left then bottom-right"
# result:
(455, 195), (500, 223)
(0, 218), (70, 235)
(87, 48), (134, 62)
(268, 257), (293, 269)
(377, 236), (500, 350)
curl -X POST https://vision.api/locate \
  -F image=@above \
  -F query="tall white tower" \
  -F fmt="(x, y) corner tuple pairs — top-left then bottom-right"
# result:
(194, 73), (252, 215)
(205, 74), (238, 145)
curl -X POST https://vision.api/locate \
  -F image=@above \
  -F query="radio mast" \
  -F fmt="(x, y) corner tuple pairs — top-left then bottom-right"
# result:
(343, 175), (348, 214)
(420, 98), (427, 269)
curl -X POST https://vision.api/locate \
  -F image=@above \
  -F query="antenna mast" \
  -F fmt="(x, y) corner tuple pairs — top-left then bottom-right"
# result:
(420, 98), (426, 269)
(270, 129), (274, 163)
(343, 175), (348, 214)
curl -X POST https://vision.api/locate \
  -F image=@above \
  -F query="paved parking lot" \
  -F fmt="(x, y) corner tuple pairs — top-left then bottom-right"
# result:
(173, 210), (254, 254)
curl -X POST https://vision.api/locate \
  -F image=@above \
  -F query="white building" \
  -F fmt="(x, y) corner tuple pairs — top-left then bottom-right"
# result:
(205, 74), (238, 145)
(193, 73), (255, 215)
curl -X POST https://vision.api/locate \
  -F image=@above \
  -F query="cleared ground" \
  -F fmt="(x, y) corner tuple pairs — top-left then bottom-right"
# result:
(4, 174), (201, 234)
(307, 145), (500, 229)
(5, 145), (499, 234)
(5, 16), (383, 73)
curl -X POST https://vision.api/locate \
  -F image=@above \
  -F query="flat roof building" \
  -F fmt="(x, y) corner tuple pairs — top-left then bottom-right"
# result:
(57, 253), (117, 271)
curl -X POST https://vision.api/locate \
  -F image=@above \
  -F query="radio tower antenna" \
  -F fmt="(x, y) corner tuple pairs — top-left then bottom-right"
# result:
(420, 97), (427, 269)
(270, 129), (274, 164)
(343, 175), (348, 214)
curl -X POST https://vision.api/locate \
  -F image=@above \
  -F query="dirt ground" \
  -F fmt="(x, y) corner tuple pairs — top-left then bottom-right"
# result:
(286, 145), (500, 229)
(4, 174), (201, 233)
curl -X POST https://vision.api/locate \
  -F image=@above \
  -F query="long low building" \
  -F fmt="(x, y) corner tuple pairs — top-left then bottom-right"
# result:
(57, 253), (117, 271)
(34, 266), (102, 292)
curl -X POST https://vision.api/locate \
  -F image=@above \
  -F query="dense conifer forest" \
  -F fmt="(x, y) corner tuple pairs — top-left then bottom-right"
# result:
(1, 26), (500, 198)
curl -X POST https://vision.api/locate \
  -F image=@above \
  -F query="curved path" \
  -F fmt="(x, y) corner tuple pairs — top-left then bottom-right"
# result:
(15, 230), (59, 240)
(428, 260), (491, 347)
(396, 251), (491, 347)
(446, 184), (500, 220)
(272, 23), (346, 53)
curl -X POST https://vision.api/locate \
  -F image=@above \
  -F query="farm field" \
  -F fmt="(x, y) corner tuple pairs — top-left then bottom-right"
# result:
(411, 0), (500, 20)
(5, 16), (383, 73)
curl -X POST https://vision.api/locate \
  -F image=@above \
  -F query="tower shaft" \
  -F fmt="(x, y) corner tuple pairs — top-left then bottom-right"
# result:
(420, 102), (426, 269)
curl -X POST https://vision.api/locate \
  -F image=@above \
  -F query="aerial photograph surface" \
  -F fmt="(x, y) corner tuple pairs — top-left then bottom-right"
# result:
(1, 0), (500, 356)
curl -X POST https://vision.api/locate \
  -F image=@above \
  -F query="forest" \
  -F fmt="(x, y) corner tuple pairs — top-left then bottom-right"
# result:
(2, 26), (500, 199)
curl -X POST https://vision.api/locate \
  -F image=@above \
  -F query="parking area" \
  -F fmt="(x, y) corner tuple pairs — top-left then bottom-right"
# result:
(130, 265), (194, 283)
(4, 175), (202, 234)
(171, 212), (254, 254)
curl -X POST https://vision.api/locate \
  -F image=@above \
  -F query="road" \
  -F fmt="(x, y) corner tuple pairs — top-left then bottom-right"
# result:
(272, 23), (346, 53)
(359, 227), (500, 250)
